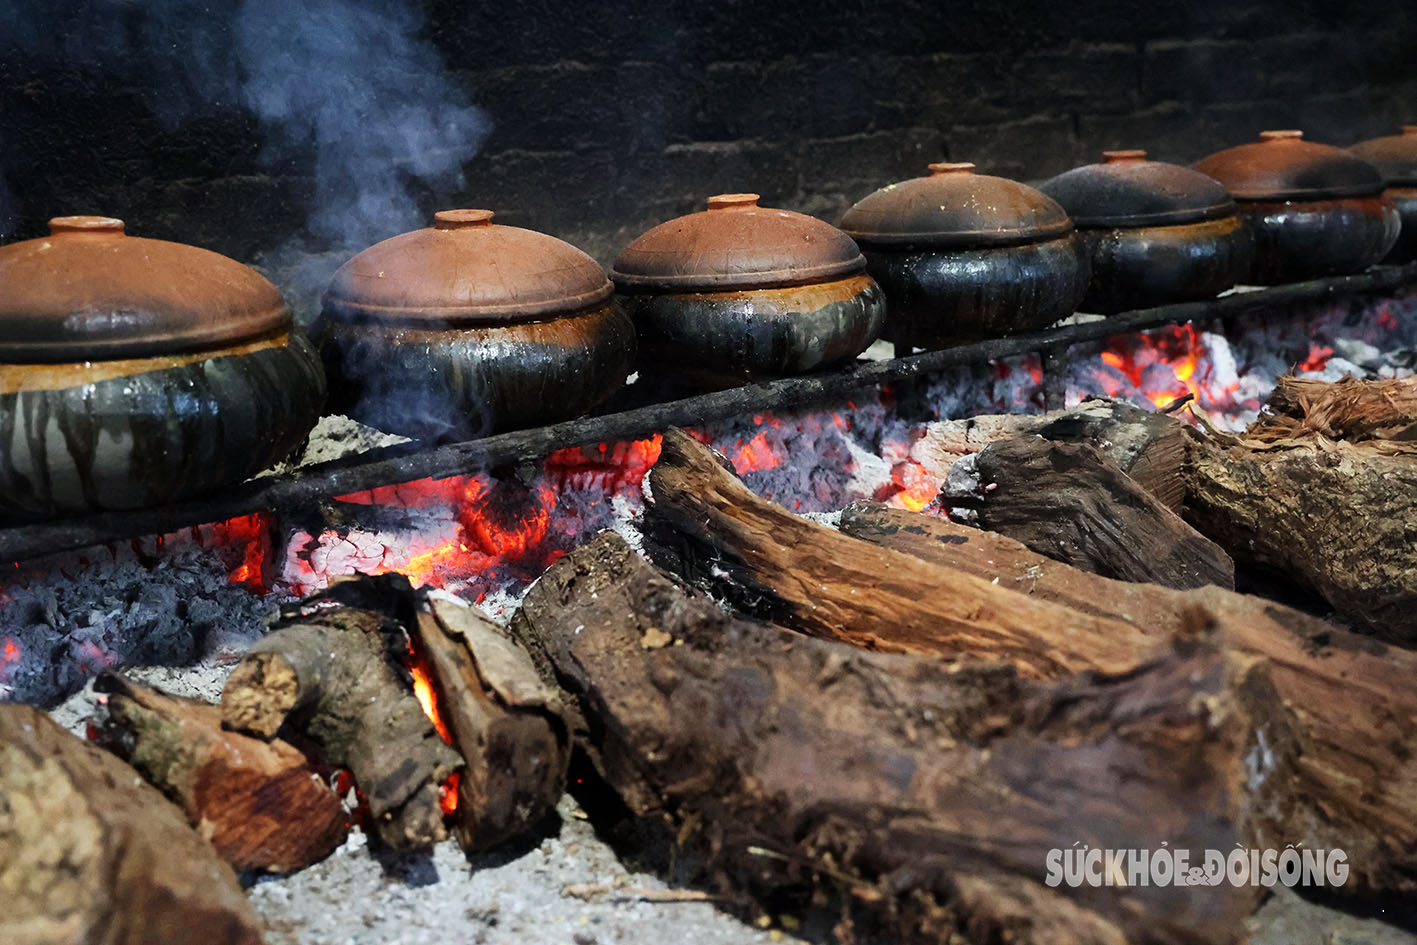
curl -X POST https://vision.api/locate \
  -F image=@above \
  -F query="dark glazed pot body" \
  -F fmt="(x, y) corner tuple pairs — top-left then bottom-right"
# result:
(0, 216), (326, 521)
(1235, 196), (1400, 284)
(1076, 217), (1253, 313)
(317, 303), (635, 443)
(1, 332), (325, 520)
(320, 209), (633, 442)
(617, 275), (885, 388)
(1195, 130), (1398, 283)
(1384, 187), (1417, 263)
(862, 233), (1088, 348)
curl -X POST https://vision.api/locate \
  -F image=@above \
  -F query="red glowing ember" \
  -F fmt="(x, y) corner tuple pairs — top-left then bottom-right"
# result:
(1298, 344), (1334, 373)
(543, 436), (663, 492)
(1097, 324), (1237, 410)
(2, 637), (18, 665)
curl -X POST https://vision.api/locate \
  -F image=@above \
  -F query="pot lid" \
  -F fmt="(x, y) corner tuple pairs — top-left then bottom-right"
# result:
(1348, 126), (1417, 186)
(610, 194), (865, 292)
(1192, 130), (1386, 200)
(323, 209), (614, 324)
(839, 163), (1074, 248)
(0, 216), (290, 363)
(1039, 150), (1236, 227)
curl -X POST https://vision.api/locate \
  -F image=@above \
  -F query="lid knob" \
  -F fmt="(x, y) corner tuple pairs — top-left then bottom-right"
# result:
(434, 209), (494, 229)
(1260, 129), (1304, 141)
(705, 193), (760, 211)
(49, 216), (125, 236)
(928, 162), (976, 175)
(1102, 149), (1148, 163)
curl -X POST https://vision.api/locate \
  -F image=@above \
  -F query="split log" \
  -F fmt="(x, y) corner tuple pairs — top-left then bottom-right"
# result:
(1254, 374), (1417, 443)
(839, 501), (1417, 896)
(410, 591), (570, 853)
(221, 584), (462, 850)
(0, 703), (263, 945)
(95, 673), (348, 873)
(509, 531), (1272, 945)
(941, 435), (1234, 590)
(643, 429), (1158, 678)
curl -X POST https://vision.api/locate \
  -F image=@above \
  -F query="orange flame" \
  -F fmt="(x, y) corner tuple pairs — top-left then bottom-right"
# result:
(1097, 324), (1236, 410)
(406, 643), (459, 816)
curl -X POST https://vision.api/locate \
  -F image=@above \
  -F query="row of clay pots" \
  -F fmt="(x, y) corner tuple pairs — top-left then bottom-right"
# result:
(2, 127), (1415, 520)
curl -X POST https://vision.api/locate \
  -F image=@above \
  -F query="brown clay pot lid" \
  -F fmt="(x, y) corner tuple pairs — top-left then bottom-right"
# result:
(0, 216), (290, 364)
(610, 194), (866, 292)
(1193, 130), (1386, 201)
(323, 209), (613, 324)
(1039, 150), (1236, 228)
(1348, 126), (1417, 187)
(839, 163), (1074, 248)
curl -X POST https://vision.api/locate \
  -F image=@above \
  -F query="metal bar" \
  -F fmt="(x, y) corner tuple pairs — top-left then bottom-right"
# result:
(4, 264), (1415, 562)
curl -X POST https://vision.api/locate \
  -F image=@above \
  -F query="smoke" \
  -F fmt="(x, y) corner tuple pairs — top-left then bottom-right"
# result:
(0, 0), (490, 250)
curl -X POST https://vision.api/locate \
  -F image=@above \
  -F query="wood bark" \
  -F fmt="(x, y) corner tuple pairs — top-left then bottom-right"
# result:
(1253, 374), (1417, 443)
(509, 531), (1272, 945)
(839, 501), (1417, 897)
(410, 592), (570, 853)
(220, 583), (462, 850)
(95, 673), (348, 873)
(941, 435), (1234, 590)
(0, 703), (264, 945)
(643, 429), (1159, 679)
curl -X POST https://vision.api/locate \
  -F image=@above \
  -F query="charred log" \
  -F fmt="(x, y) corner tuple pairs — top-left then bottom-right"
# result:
(95, 673), (348, 873)
(839, 500), (1417, 896)
(941, 435), (1234, 590)
(220, 588), (462, 851)
(643, 428), (1157, 678)
(409, 592), (570, 853)
(0, 703), (263, 945)
(509, 531), (1271, 945)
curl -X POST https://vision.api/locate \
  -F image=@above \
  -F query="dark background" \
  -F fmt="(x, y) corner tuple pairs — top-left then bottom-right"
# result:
(3, 0), (1416, 306)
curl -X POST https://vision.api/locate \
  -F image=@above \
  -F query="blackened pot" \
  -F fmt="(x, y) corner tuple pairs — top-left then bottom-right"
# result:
(318, 210), (635, 442)
(0, 217), (326, 521)
(611, 194), (885, 387)
(841, 163), (1089, 347)
(1194, 131), (1399, 284)
(1349, 127), (1417, 263)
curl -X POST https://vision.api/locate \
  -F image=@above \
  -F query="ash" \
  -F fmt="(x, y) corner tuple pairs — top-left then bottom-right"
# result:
(1, 546), (275, 707)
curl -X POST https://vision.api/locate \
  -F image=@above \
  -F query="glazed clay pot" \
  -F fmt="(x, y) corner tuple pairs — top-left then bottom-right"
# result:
(1194, 130), (1399, 284)
(611, 194), (885, 387)
(1348, 126), (1417, 263)
(1040, 150), (1253, 313)
(318, 210), (634, 442)
(0, 216), (326, 521)
(840, 163), (1089, 348)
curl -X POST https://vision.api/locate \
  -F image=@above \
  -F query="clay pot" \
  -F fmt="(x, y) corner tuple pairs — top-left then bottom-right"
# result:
(1348, 126), (1417, 263)
(1040, 150), (1253, 313)
(0, 216), (326, 521)
(1193, 130), (1399, 284)
(611, 194), (885, 387)
(839, 163), (1089, 348)
(318, 209), (634, 442)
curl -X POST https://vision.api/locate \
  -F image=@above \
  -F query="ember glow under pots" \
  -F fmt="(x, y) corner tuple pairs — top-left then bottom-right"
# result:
(1193, 130), (1399, 284)
(318, 209), (635, 442)
(610, 193), (886, 387)
(840, 163), (1089, 349)
(1348, 126), (1417, 263)
(1039, 150), (1253, 314)
(0, 216), (326, 521)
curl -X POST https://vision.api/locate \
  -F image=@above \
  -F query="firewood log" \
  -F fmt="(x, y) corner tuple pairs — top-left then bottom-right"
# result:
(839, 501), (1417, 897)
(0, 704), (264, 945)
(941, 435), (1234, 590)
(509, 531), (1271, 945)
(220, 585), (462, 851)
(95, 673), (348, 873)
(1253, 374), (1417, 443)
(643, 427), (1159, 678)
(409, 591), (570, 853)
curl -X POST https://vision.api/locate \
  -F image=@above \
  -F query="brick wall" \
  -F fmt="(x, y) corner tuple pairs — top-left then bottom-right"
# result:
(3, 0), (1416, 288)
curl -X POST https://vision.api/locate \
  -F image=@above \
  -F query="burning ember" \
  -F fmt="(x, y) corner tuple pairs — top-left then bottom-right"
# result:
(405, 639), (459, 816)
(1096, 323), (1238, 410)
